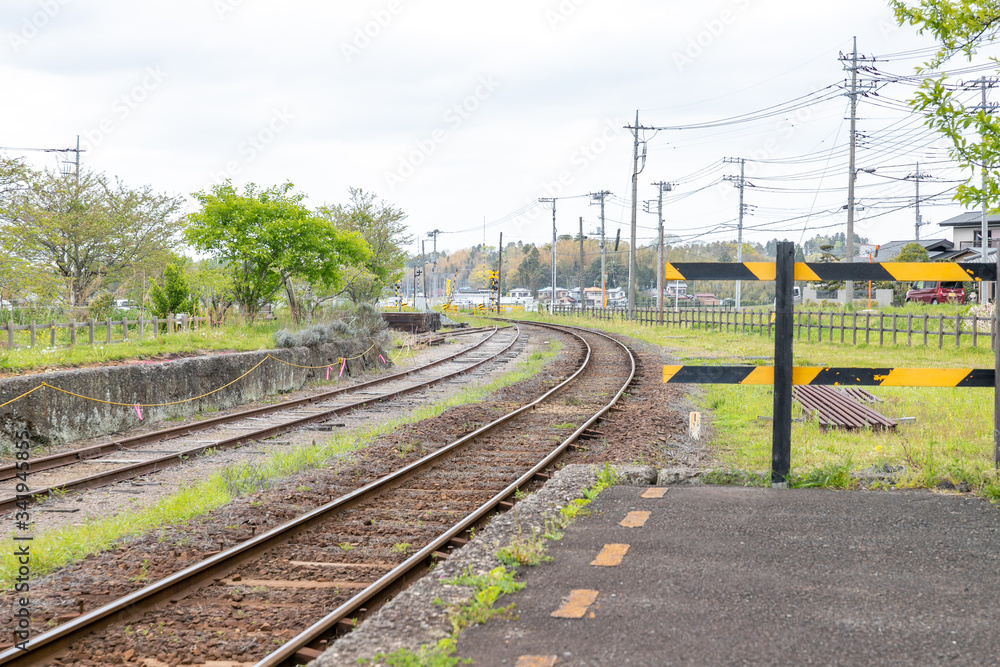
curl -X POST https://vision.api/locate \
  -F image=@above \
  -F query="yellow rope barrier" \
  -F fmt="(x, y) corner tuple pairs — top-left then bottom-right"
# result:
(341, 342), (378, 362)
(265, 355), (335, 370)
(268, 343), (379, 368)
(0, 344), (387, 411)
(0, 384), (46, 410)
(40, 355), (273, 408)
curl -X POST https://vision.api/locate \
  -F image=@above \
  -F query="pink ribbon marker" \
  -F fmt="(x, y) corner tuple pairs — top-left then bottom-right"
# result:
(339, 358), (347, 378)
(379, 354), (386, 365)
(134, 404), (143, 421)
(326, 365), (331, 380)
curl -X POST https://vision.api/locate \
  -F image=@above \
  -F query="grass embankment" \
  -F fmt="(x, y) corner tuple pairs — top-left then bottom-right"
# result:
(0, 321), (285, 373)
(0, 338), (563, 588)
(484, 310), (1000, 499)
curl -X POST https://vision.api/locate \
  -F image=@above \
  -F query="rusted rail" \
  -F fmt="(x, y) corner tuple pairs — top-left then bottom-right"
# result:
(0, 322), (629, 666)
(0, 326), (520, 514)
(256, 321), (637, 666)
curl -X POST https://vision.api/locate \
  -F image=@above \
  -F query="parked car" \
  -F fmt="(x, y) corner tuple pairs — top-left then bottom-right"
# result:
(905, 281), (966, 304)
(772, 286), (803, 307)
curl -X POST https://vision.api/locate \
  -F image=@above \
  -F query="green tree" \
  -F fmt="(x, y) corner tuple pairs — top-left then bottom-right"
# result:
(893, 0), (1000, 209)
(149, 264), (194, 317)
(316, 187), (411, 306)
(513, 245), (543, 292)
(896, 242), (931, 262)
(185, 182), (371, 323)
(188, 258), (234, 322)
(0, 167), (182, 305)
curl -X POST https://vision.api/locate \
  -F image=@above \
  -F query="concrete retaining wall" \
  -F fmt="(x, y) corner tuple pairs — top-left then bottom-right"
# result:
(0, 338), (388, 452)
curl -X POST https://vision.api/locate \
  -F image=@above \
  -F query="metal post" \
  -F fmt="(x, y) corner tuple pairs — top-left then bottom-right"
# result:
(628, 110), (642, 319)
(497, 232), (503, 315)
(578, 216), (585, 311)
(982, 78), (993, 305)
(654, 182), (673, 322)
(736, 159), (744, 310)
(594, 192), (608, 309)
(844, 37), (859, 305)
(539, 198), (557, 309)
(771, 241), (795, 487)
(995, 245), (999, 468)
(429, 229), (442, 307)
(421, 241), (427, 310)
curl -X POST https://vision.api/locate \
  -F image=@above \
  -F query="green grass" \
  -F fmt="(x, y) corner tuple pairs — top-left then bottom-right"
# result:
(493, 310), (1000, 498)
(0, 321), (285, 373)
(364, 564), (526, 666)
(0, 311), (428, 374)
(0, 338), (565, 589)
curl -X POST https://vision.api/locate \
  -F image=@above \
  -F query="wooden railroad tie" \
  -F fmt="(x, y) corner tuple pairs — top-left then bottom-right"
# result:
(793, 386), (897, 431)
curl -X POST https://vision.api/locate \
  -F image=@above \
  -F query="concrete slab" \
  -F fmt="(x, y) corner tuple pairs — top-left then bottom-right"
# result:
(457, 485), (1000, 666)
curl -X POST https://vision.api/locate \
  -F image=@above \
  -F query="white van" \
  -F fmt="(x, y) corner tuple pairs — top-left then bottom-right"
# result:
(773, 287), (802, 307)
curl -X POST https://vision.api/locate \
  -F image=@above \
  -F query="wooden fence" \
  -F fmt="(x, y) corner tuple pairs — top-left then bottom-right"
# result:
(550, 305), (999, 350)
(3, 314), (210, 350)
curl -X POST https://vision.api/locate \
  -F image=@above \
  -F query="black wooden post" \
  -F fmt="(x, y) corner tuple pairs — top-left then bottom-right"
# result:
(995, 248), (999, 469)
(771, 242), (794, 487)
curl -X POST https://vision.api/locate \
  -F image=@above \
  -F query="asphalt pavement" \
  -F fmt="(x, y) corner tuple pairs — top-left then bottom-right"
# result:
(456, 485), (1000, 666)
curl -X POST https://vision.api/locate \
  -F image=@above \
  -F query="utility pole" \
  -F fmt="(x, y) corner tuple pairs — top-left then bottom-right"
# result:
(625, 111), (652, 318)
(971, 77), (998, 304)
(497, 232), (503, 314)
(0, 140), (85, 181)
(590, 190), (612, 308)
(652, 182), (674, 322)
(723, 158), (747, 310)
(421, 241), (428, 310)
(844, 38), (859, 305)
(838, 38), (873, 305)
(427, 229), (442, 306)
(74, 135), (81, 185)
(539, 197), (557, 310)
(578, 217), (585, 311)
(907, 163), (932, 240)
(412, 236), (420, 308)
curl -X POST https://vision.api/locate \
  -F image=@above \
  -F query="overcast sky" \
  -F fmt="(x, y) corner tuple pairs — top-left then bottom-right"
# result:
(1, 0), (985, 256)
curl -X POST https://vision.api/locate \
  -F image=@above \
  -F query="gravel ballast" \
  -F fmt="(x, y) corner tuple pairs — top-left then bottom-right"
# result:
(314, 464), (660, 666)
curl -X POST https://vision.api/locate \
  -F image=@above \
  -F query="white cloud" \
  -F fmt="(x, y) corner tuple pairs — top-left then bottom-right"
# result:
(0, 0), (971, 252)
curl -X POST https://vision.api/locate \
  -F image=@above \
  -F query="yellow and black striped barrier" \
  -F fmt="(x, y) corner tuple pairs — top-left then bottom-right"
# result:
(663, 242), (1000, 482)
(662, 261), (996, 283)
(662, 365), (993, 387)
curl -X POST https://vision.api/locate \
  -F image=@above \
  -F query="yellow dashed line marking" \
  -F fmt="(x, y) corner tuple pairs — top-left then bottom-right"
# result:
(515, 656), (559, 667)
(619, 511), (651, 528)
(591, 543), (630, 567)
(551, 589), (599, 618)
(641, 487), (668, 498)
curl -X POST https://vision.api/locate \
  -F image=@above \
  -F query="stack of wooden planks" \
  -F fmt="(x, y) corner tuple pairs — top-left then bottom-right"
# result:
(793, 385), (897, 431)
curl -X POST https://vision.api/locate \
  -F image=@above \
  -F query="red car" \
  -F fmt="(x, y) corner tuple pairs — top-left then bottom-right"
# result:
(905, 281), (966, 304)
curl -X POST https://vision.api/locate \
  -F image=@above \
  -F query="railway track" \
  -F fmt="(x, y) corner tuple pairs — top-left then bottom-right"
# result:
(0, 325), (520, 515)
(0, 321), (635, 667)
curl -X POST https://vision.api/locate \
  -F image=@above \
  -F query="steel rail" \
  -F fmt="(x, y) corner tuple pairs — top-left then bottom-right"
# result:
(0, 327), (521, 515)
(0, 327), (504, 483)
(254, 321), (637, 666)
(409, 325), (496, 344)
(0, 322), (583, 666)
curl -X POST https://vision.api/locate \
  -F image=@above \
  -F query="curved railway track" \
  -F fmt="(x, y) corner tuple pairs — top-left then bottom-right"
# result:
(0, 321), (636, 667)
(0, 326), (521, 516)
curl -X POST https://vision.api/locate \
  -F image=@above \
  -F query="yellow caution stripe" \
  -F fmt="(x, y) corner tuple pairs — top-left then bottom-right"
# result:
(661, 262), (995, 282)
(662, 365), (993, 387)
